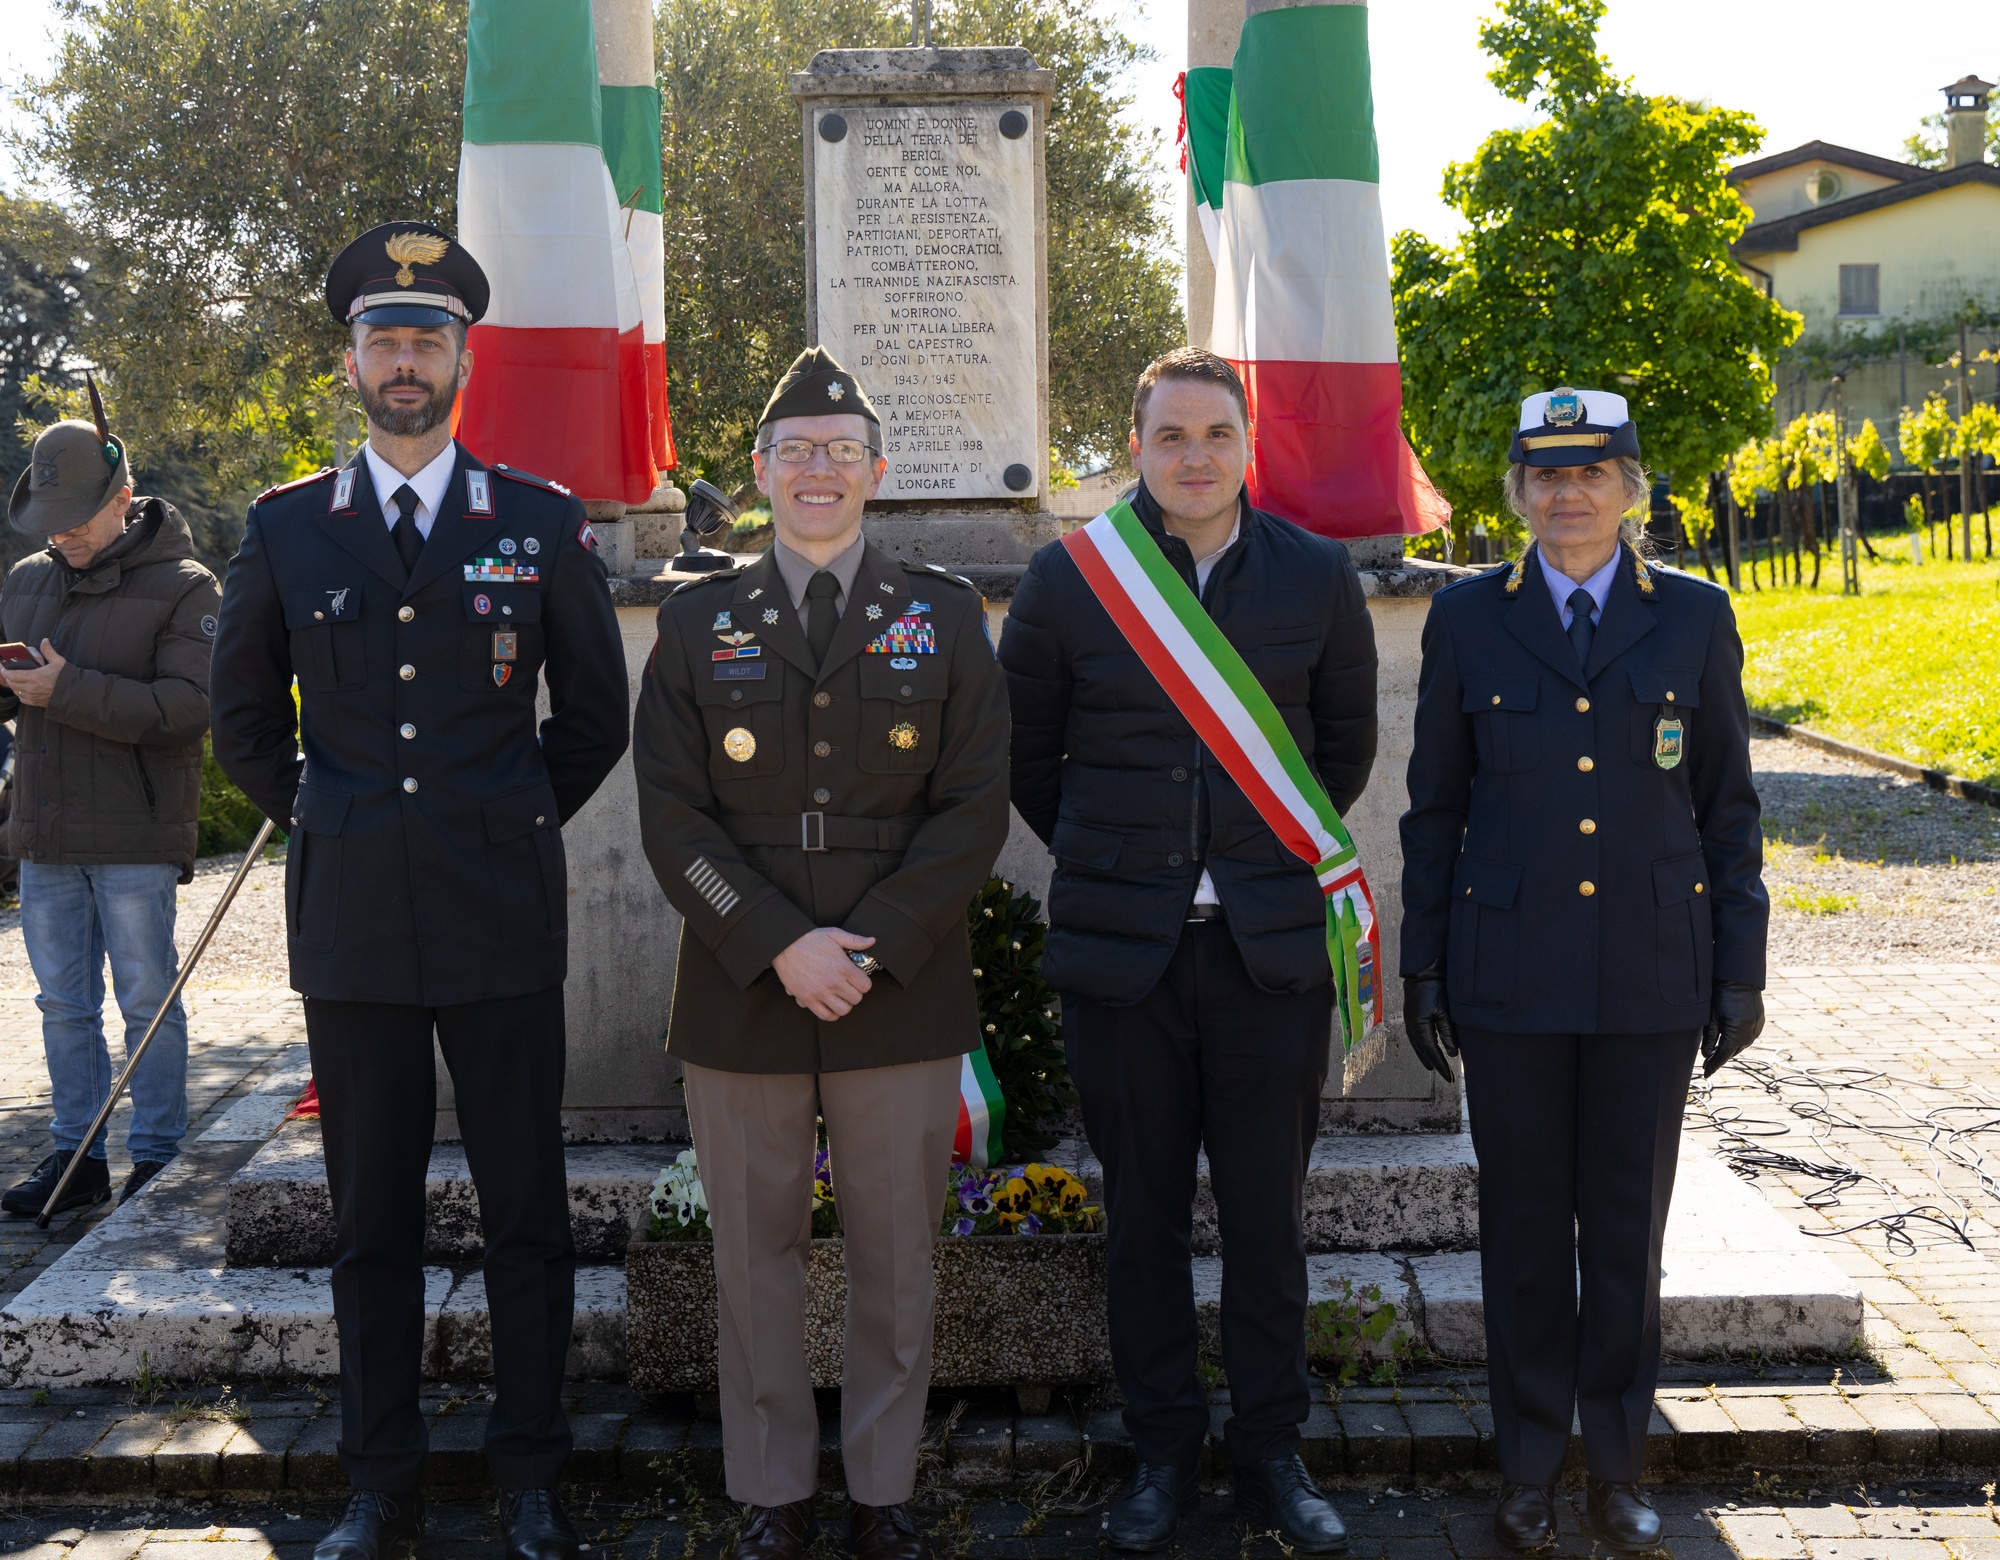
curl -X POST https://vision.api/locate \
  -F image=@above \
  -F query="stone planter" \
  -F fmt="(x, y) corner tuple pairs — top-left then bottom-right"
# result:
(626, 1232), (1111, 1398)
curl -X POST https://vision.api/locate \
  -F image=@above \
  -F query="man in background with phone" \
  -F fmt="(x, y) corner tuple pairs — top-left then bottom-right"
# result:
(0, 409), (221, 1216)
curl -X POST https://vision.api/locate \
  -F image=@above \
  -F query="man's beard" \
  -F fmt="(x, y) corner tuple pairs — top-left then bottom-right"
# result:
(359, 366), (459, 438)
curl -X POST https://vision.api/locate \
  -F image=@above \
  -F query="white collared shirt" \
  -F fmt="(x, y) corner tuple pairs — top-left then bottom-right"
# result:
(1542, 549), (1620, 630)
(363, 442), (457, 541)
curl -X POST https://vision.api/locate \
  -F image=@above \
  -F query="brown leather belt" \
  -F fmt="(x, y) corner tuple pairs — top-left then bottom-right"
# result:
(720, 812), (925, 853)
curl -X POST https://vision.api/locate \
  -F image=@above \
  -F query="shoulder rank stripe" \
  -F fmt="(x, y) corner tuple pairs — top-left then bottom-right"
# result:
(252, 467), (335, 506)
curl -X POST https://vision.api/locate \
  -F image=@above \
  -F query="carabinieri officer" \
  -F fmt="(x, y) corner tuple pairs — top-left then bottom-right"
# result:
(210, 223), (629, 1560)
(1398, 389), (1768, 1554)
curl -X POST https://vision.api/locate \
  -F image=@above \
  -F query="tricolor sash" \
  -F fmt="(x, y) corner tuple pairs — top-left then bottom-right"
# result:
(953, 1042), (1007, 1168)
(1061, 501), (1382, 1048)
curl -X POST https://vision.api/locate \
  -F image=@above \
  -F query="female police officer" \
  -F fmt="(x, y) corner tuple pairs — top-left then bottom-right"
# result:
(1398, 389), (1768, 1553)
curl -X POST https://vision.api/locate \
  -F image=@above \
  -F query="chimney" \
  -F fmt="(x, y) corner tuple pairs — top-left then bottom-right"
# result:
(1942, 74), (1993, 167)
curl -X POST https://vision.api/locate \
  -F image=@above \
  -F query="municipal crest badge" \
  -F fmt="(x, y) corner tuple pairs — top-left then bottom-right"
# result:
(1654, 714), (1684, 770)
(1543, 388), (1583, 427)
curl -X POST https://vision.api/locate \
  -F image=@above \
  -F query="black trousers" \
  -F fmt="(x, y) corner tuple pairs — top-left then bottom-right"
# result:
(1458, 1026), (1700, 1485)
(306, 987), (575, 1494)
(1063, 920), (1331, 1468)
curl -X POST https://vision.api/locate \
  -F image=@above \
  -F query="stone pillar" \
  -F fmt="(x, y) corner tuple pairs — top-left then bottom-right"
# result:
(1183, 0), (1243, 347)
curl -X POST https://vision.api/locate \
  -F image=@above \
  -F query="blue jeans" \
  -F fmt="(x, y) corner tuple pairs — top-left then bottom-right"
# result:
(19, 861), (190, 1164)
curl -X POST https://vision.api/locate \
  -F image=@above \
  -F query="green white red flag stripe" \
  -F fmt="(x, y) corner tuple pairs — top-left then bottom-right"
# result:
(953, 1042), (1007, 1168)
(1062, 502), (1381, 1047)
(1186, 2), (1447, 540)
(455, 0), (671, 503)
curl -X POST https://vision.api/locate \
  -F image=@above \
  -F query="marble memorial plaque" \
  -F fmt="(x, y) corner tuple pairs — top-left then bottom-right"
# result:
(814, 101), (1039, 500)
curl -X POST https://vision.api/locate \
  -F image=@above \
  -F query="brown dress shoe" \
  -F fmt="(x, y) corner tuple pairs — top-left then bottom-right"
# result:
(730, 1501), (819, 1560)
(850, 1501), (933, 1560)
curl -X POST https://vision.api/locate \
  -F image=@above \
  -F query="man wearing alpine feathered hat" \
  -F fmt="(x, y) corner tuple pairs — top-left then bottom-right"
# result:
(1399, 386), (1768, 1554)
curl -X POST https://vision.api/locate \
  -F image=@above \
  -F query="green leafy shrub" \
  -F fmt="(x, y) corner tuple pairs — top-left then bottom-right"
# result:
(967, 877), (1076, 1158)
(197, 735), (269, 856)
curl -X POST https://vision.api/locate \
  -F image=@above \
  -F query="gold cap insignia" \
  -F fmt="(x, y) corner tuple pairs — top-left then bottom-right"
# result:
(384, 231), (450, 289)
(723, 727), (757, 763)
(888, 721), (919, 751)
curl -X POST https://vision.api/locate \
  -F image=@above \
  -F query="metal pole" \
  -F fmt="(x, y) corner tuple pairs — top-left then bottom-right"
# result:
(1960, 319), (1975, 563)
(1835, 376), (1859, 596)
(36, 817), (278, 1228)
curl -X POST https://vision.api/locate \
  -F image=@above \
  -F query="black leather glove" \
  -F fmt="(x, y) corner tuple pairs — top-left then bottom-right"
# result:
(1701, 982), (1765, 1077)
(1403, 969), (1458, 1082)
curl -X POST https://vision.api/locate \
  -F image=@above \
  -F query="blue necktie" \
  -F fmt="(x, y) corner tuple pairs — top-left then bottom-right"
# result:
(1567, 587), (1596, 669)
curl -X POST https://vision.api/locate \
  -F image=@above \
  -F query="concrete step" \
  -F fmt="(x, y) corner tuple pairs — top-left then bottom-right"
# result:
(224, 1127), (1481, 1265)
(0, 1130), (1860, 1388)
(226, 1123), (663, 1265)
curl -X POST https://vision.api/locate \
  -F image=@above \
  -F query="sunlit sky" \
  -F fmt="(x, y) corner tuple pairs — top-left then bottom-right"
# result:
(3, 0), (1995, 253)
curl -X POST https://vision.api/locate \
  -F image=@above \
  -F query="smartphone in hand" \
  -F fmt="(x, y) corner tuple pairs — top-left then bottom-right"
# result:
(0, 643), (46, 672)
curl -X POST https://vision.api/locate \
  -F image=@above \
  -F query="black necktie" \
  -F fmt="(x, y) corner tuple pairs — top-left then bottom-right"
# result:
(392, 484), (424, 576)
(806, 570), (841, 667)
(1567, 586), (1596, 669)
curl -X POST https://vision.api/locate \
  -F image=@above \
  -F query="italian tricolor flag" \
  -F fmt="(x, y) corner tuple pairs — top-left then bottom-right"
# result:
(954, 1044), (1006, 1169)
(1185, 2), (1446, 538)
(456, 0), (673, 503)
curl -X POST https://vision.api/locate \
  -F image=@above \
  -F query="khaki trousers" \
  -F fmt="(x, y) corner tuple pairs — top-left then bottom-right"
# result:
(682, 1055), (960, 1507)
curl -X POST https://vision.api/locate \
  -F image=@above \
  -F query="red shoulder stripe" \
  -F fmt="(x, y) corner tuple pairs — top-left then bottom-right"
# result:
(254, 467), (336, 504)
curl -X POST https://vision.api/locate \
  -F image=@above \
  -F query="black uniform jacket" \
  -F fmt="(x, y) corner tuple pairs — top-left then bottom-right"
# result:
(1399, 545), (1768, 1034)
(633, 541), (1010, 1075)
(210, 442), (629, 1006)
(1001, 483), (1379, 1008)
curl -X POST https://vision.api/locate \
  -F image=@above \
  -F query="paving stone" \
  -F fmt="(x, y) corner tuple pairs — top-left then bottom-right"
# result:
(423, 1408), (488, 1490)
(283, 1413), (344, 1492)
(20, 1414), (114, 1494)
(1716, 1509), (1808, 1558)
(1009, 1414), (1075, 1474)
(1658, 1394), (1737, 1471)
(150, 1417), (236, 1492)
(1718, 1393), (1807, 1465)
(1788, 1393), (1874, 1464)
(1783, 1505), (1864, 1537)
(1335, 1402), (1410, 1480)
(1079, 1411), (1132, 1482)
(1905, 1393), (2000, 1465)
(949, 1413), (1012, 1475)
(1400, 1399), (1477, 1479)
(568, 1411), (624, 1487)
(219, 1415), (299, 1490)
(1850, 1394), (1941, 1465)
(1298, 1401), (1342, 1483)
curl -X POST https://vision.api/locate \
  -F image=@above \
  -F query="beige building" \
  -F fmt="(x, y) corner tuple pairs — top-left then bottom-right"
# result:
(1731, 75), (2000, 452)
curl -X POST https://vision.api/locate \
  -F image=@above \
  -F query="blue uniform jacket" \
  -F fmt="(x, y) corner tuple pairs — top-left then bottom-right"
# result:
(1398, 545), (1767, 1034)
(209, 442), (629, 1006)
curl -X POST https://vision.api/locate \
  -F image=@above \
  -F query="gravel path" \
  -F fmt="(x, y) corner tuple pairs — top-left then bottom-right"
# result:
(0, 844), (292, 992)
(0, 733), (1985, 990)
(1753, 734), (2000, 966)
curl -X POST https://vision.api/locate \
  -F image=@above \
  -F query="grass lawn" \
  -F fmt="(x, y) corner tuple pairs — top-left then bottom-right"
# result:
(1729, 553), (2000, 783)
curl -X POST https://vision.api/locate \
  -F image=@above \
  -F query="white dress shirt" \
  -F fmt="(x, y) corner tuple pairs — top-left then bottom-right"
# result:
(1541, 548), (1619, 630)
(363, 442), (457, 541)
(1189, 515), (1242, 909)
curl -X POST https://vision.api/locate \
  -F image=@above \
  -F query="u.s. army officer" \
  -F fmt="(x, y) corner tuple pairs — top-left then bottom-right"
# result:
(1398, 389), (1768, 1554)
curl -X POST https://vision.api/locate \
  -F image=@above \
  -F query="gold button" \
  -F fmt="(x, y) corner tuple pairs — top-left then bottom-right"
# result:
(399, 664), (415, 681)
(1579, 818), (1596, 834)
(1490, 694), (1501, 706)
(399, 606), (415, 623)
(1464, 886), (1473, 896)
(1577, 756), (1594, 772)
(314, 611), (325, 621)
(1575, 697), (1590, 713)
(1695, 882), (1705, 894)
(1579, 880), (1595, 897)
(813, 741), (832, 758)
(813, 692), (831, 708)
(1666, 691), (1676, 702)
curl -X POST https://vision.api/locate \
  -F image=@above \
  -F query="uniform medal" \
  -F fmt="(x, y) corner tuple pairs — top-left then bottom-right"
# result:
(723, 727), (757, 762)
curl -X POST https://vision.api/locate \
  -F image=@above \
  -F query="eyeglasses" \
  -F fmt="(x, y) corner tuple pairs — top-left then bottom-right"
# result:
(763, 438), (878, 465)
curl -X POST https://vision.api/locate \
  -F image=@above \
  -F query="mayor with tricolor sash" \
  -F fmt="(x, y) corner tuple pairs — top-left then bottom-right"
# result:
(1002, 347), (1378, 1555)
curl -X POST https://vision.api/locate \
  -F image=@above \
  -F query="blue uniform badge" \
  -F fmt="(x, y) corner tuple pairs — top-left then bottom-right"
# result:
(1654, 715), (1684, 770)
(1544, 390), (1583, 427)
(713, 612), (733, 631)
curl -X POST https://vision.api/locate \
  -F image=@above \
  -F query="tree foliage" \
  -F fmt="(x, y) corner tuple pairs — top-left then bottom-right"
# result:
(1390, 0), (1799, 537)
(0, 195), (92, 569)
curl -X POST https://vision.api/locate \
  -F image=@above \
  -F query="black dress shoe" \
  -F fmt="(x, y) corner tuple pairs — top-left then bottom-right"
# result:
(1233, 1455), (1348, 1555)
(849, 1502), (932, 1560)
(1103, 1462), (1201, 1552)
(731, 1501), (818, 1560)
(2, 1150), (109, 1218)
(1587, 1480), (1661, 1553)
(313, 1491), (424, 1560)
(1493, 1483), (1557, 1551)
(120, 1161), (168, 1207)
(501, 1489), (578, 1560)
